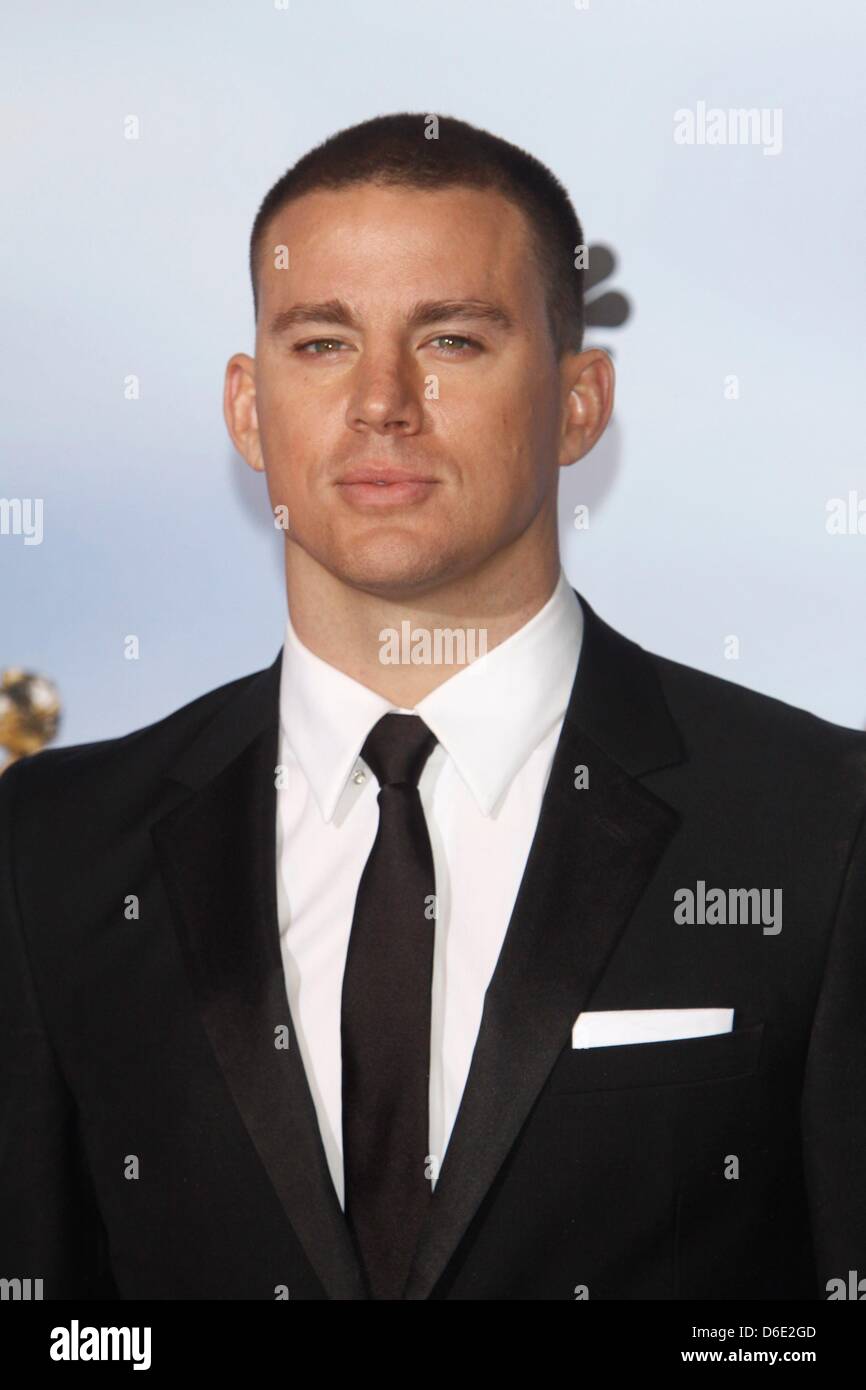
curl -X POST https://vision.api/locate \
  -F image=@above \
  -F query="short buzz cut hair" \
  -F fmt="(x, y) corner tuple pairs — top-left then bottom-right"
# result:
(249, 112), (585, 358)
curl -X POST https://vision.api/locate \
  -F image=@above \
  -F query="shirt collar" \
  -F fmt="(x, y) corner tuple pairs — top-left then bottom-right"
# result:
(279, 568), (583, 821)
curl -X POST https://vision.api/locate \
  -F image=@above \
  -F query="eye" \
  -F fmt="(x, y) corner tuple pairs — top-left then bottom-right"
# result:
(429, 334), (482, 355)
(294, 338), (348, 355)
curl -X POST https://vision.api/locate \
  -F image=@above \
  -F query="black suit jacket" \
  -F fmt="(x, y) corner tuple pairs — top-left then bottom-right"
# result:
(2, 591), (866, 1300)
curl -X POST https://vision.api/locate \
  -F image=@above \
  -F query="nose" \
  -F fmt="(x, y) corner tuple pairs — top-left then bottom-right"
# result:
(345, 344), (424, 437)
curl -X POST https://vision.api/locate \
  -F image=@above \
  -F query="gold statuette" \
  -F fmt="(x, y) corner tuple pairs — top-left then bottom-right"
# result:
(0, 668), (62, 774)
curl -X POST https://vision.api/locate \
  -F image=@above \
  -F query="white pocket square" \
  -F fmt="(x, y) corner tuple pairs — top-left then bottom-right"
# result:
(571, 1007), (734, 1049)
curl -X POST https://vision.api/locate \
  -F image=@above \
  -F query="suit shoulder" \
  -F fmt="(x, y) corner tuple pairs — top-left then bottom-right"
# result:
(648, 645), (866, 786)
(1, 663), (270, 804)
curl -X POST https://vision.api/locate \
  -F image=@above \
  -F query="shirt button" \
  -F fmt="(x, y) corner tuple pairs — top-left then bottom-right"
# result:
(352, 767), (366, 784)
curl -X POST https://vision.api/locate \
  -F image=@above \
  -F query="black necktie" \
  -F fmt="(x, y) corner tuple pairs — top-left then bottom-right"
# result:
(340, 712), (439, 1300)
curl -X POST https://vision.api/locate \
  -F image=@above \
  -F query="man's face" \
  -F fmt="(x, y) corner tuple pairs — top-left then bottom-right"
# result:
(228, 182), (599, 598)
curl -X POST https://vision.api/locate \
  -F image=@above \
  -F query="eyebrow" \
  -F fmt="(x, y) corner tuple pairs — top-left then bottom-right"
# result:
(266, 298), (515, 336)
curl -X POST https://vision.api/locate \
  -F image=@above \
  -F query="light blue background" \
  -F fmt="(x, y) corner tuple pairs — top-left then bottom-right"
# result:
(2, 0), (864, 747)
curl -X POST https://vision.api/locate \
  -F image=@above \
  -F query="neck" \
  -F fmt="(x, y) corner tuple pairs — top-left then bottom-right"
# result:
(285, 532), (562, 706)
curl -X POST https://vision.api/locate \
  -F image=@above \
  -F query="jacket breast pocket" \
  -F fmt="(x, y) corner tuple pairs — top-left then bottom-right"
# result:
(542, 1020), (765, 1096)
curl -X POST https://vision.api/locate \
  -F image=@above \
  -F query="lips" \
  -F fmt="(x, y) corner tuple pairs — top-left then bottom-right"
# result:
(335, 468), (439, 508)
(337, 467), (436, 486)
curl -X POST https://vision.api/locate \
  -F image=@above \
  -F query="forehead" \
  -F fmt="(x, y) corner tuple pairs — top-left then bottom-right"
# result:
(256, 182), (543, 316)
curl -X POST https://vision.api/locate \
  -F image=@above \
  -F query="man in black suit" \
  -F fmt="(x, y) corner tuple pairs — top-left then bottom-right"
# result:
(2, 112), (865, 1301)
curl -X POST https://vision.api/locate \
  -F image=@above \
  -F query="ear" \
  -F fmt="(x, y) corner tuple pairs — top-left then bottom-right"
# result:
(223, 353), (264, 472)
(558, 348), (615, 468)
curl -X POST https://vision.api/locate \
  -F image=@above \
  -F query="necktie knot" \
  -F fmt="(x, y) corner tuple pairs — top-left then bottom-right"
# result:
(360, 712), (437, 790)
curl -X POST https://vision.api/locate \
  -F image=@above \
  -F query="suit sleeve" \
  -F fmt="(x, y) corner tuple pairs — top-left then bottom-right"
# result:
(801, 796), (866, 1291)
(0, 758), (118, 1299)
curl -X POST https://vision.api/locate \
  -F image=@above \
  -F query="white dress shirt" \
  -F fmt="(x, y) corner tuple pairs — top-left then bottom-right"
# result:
(275, 568), (583, 1207)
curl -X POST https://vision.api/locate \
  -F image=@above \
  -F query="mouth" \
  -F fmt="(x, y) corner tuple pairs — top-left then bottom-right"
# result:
(335, 467), (440, 509)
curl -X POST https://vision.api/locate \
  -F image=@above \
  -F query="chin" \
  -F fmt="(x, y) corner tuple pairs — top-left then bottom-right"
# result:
(330, 534), (462, 597)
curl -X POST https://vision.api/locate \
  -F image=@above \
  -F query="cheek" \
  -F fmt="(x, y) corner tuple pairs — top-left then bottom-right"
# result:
(257, 388), (321, 488)
(448, 390), (527, 467)
(480, 370), (553, 447)
(488, 399), (549, 482)
(259, 379), (304, 449)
